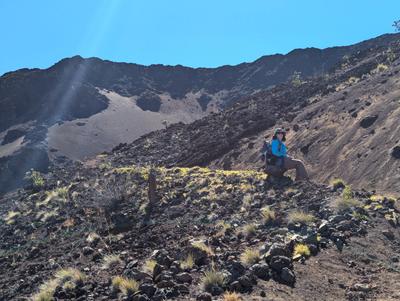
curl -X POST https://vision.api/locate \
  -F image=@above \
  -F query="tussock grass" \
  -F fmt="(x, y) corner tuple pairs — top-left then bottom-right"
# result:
(293, 243), (311, 258)
(201, 269), (226, 292)
(372, 63), (388, 74)
(180, 253), (195, 270)
(347, 76), (360, 85)
(37, 209), (59, 222)
(86, 232), (100, 243)
(192, 241), (214, 256)
(55, 268), (86, 284)
(143, 259), (157, 274)
(241, 223), (257, 237)
(240, 248), (260, 266)
(112, 276), (139, 296)
(330, 178), (345, 189)
(102, 254), (122, 269)
(223, 291), (242, 301)
(288, 211), (315, 224)
(32, 268), (85, 301)
(335, 197), (361, 210)
(261, 206), (276, 224)
(4, 210), (21, 225)
(335, 186), (361, 210)
(215, 220), (232, 236)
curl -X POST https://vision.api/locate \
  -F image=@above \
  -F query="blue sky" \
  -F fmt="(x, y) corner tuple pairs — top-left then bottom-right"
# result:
(1, 0), (399, 75)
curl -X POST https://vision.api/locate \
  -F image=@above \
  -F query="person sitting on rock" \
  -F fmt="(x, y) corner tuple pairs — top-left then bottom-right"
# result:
(264, 128), (309, 181)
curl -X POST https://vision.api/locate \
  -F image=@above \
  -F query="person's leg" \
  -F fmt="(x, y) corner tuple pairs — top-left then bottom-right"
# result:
(283, 157), (309, 181)
(265, 165), (284, 177)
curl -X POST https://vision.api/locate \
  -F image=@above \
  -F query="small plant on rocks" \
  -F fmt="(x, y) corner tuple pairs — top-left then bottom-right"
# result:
(335, 186), (361, 210)
(26, 169), (45, 189)
(180, 253), (195, 270)
(102, 254), (122, 269)
(32, 268), (85, 301)
(293, 243), (311, 258)
(112, 276), (139, 296)
(215, 220), (232, 236)
(201, 268), (226, 292)
(86, 232), (100, 244)
(192, 241), (214, 256)
(330, 178), (345, 190)
(143, 259), (157, 274)
(241, 223), (257, 237)
(4, 210), (21, 225)
(261, 206), (276, 225)
(240, 248), (260, 266)
(288, 210), (315, 224)
(223, 291), (242, 301)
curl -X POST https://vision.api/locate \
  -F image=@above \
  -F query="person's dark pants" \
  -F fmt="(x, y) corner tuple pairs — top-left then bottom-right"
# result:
(265, 156), (309, 181)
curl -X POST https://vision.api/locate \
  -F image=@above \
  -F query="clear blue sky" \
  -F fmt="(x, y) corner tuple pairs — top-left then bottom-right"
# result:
(1, 0), (399, 75)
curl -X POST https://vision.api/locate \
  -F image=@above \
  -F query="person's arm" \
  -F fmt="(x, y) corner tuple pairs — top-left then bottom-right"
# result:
(271, 140), (284, 157)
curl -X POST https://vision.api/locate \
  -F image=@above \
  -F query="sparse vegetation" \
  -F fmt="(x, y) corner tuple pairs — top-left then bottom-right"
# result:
(261, 206), (276, 225)
(291, 71), (303, 87)
(335, 185), (361, 210)
(288, 210), (315, 224)
(201, 269), (226, 292)
(25, 169), (45, 189)
(293, 243), (311, 258)
(240, 248), (261, 266)
(347, 76), (360, 85)
(371, 63), (388, 74)
(112, 276), (139, 296)
(86, 232), (100, 244)
(223, 291), (242, 301)
(192, 241), (214, 256)
(102, 254), (122, 269)
(180, 253), (195, 270)
(4, 210), (21, 225)
(330, 178), (345, 190)
(241, 223), (257, 237)
(143, 259), (157, 274)
(32, 268), (85, 301)
(215, 220), (232, 236)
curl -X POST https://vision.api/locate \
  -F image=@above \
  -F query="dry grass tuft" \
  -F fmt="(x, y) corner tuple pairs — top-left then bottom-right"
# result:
(180, 253), (195, 270)
(293, 243), (311, 258)
(288, 210), (315, 224)
(201, 269), (226, 292)
(240, 248), (260, 266)
(102, 254), (122, 269)
(223, 291), (242, 301)
(112, 276), (139, 296)
(192, 241), (214, 256)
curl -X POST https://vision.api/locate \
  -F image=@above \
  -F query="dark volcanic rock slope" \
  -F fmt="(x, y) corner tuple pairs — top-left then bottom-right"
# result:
(108, 36), (400, 194)
(1, 163), (400, 300)
(1, 33), (399, 195)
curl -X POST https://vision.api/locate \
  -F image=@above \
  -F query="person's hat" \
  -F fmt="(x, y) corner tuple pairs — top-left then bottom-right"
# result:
(274, 128), (286, 135)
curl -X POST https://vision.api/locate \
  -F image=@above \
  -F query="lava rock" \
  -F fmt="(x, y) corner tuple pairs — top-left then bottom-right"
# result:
(280, 267), (296, 286)
(269, 256), (292, 272)
(251, 263), (270, 280)
(139, 283), (156, 297)
(175, 272), (192, 284)
(196, 292), (212, 301)
(360, 115), (378, 128)
(391, 146), (400, 159)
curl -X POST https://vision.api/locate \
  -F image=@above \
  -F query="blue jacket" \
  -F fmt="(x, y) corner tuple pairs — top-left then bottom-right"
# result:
(271, 139), (287, 157)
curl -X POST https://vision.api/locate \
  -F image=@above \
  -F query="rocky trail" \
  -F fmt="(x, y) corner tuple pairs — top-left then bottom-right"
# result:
(1, 163), (399, 300)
